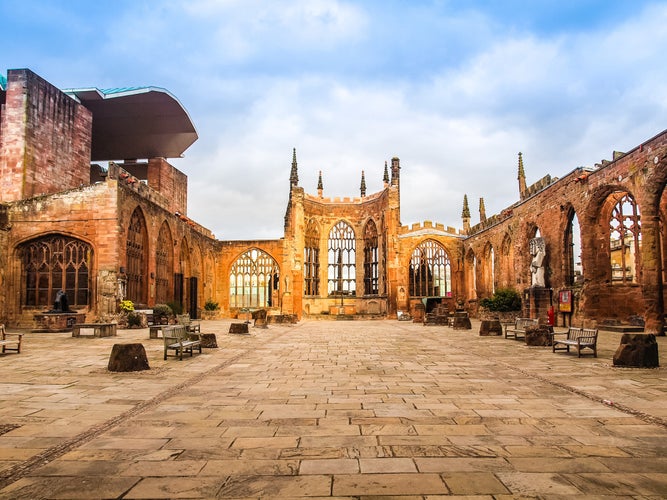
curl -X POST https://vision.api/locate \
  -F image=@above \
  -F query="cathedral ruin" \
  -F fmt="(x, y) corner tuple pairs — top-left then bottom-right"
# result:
(1, 69), (665, 334)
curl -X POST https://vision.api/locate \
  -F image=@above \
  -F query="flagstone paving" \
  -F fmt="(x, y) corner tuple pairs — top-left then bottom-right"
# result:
(0, 319), (664, 498)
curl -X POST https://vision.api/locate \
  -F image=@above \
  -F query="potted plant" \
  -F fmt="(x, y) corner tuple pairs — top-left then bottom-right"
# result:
(202, 298), (220, 320)
(152, 303), (173, 325)
(478, 288), (522, 336)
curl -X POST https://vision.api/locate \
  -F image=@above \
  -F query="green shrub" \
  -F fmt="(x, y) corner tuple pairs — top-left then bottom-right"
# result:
(479, 288), (522, 312)
(152, 303), (173, 318)
(167, 301), (183, 315)
(127, 311), (142, 327)
(204, 298), (219, 311)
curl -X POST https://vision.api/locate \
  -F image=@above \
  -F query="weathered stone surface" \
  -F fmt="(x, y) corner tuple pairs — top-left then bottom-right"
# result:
(200, 333), (218, 348)
(613, 333), (660, 368)
(229, 323), (249, 334)
(452, 316), (471, 330)
(479, 319), (502, 336)
(525, 325), (553, 346)
(107, 343), (150, 372)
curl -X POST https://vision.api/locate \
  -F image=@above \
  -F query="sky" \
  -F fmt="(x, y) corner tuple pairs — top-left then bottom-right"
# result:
(2, 0), (666, 240)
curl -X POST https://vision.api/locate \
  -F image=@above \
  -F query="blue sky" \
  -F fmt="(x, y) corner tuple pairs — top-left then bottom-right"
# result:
(2, 1), (666, 239)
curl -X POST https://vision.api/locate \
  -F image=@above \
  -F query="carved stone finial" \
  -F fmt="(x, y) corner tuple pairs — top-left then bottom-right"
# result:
(317, 170), (323, 198)
(290, 148), (299, 187)
(479, 197), (486, 222)
(360, 170), (366, 197)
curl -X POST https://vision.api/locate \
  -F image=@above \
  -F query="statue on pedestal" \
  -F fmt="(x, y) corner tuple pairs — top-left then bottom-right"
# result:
(530, 237), (546, 287)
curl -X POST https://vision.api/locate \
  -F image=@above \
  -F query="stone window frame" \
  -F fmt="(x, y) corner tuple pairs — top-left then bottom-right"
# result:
(126, 207), (148, 304)
(21, 234), (92, 307)
(363, 219), (379, 295)
(327, 220), (356, 296)
(155, 221), (174, 304)
(304, 219), (320, 296)
(229, 248), (280, 308)
(609, 192), (641, 284)
(409, 239), (451, 298)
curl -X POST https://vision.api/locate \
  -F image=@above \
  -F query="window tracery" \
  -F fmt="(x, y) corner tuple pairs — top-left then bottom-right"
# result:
(22, 235), (91, 307)
(304, 220), (320, 296)
(229, 248), (279, 308)
(409, 240), (451, 297)
(363, 220), (379, 295)
(328, 221), (356, 296)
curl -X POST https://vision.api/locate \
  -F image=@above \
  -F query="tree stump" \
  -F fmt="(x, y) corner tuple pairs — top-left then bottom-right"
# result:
(479, 319), (502, 336)
(107, 343), (150, 372)
(613, 334), (659, 368)
(229, 323), (249, 334)
(200, 333), (218, 348)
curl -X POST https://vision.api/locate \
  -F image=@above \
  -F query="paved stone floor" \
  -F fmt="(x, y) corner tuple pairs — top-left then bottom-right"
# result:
(0, 319), (665, 499)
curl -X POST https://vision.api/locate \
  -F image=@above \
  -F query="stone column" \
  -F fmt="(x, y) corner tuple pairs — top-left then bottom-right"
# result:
(640, 214), (664, 335)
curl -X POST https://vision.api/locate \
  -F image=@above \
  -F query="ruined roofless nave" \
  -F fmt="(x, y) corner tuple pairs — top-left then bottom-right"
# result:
(1, 69), (666, 334)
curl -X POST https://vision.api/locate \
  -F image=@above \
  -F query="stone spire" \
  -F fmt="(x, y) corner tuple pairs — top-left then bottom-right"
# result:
(317, 170), (323, 198)
(479, 197), (487, 222)
(462, 194), (471, 233)
(290, 148), (299, 187)
(391, 157), (400, 187)
(360, 170), (366, 197)
(383, 161), (390, 188)
(518, 152), (527, 199)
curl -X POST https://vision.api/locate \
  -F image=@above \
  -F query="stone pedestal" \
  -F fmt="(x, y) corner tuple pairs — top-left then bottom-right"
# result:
(107, 343), (150, 372)
(200, 333), (218, 348)
(479, 319), (502, 336)
(525, 325), (554, 346)
(33, 312), (86, 332)
(229, 323), (249, 334)
(452, 312), (471, 330)
(524, 287), (552, 326)
(613, 334), (660, 368)
(252, 309), (268, 329)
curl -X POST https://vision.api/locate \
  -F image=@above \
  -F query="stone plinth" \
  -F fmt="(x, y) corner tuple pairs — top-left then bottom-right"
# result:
(613, 334), (660, 368)
(229, 323), (249, 334)
(479, 319), (502, 336)
(525, 287), (552, 326)
(200, 333), (218, 348)
(107, 344), (150, 372)
(33, 312), (86, 332)
(525, 325), (553, 346)
(452, 313), (471, 330)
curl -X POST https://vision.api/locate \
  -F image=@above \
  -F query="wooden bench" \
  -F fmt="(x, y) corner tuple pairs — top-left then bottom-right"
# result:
(504, 318), (539, 340)
(0, 325), (23, 354)
(163, 325), (202, 360)
(72, 323), (117, 338)
(176, 314), (201, 334)
(552, 327), (598, 357)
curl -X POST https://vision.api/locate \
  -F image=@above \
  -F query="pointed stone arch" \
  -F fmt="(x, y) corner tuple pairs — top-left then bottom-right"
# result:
(155, 221), (174, 305)
(327, 220), (356, 296)
(126, 207), (148, 305)
(229, 248), (280, 308)
(408, 239), (451, 298)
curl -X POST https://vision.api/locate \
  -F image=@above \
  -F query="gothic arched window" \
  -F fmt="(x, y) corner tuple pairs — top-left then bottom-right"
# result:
(610, 193), (641, 284)
(328, 221), (356, 296)
(304, 220), (320, 296)
(229, 248), (280, 308)
(126, 208), (148, 304)
(409, 240), (451, 297)
(22, 235), (92, 307)
(363, 220), (379, 295)
(156, 222), (174, 304)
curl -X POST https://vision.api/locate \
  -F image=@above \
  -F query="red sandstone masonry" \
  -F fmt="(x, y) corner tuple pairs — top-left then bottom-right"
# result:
(0, 69), (92, 203)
